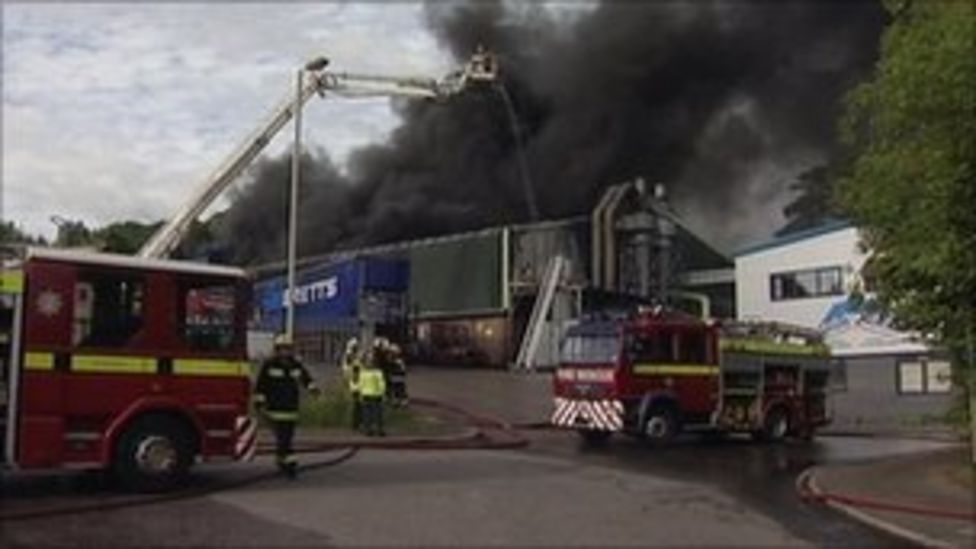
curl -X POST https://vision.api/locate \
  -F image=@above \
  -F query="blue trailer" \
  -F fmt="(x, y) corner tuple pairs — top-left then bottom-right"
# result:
(252, 256), (409, 362)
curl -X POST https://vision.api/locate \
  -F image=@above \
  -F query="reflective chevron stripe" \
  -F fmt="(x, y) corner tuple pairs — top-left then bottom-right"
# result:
(551, 397), (624, 431)
(234, 415), (257, 461)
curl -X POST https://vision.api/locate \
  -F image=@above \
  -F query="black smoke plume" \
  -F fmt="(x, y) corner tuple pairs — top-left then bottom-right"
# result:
(217, 0), (886, 265)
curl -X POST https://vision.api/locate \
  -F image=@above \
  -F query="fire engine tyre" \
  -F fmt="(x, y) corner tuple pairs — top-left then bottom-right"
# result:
(113, 415), (195, 493)
(755, 406), (791, 443)
(642, 405), (679, 444)
(578, 429), (612, 445)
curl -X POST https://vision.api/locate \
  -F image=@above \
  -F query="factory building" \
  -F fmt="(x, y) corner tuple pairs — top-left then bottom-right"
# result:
(735, 221), (954, 431)
(252, 179), (734, 367)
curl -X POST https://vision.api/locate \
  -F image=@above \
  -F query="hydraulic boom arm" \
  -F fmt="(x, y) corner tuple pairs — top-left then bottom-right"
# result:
(138, 49), (496, 259)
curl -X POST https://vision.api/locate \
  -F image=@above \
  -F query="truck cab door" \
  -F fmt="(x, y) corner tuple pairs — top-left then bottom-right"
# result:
(1, 268), (25, 466)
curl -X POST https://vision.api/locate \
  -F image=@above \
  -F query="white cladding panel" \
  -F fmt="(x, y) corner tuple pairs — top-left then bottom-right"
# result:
(735, 227), (865, 328)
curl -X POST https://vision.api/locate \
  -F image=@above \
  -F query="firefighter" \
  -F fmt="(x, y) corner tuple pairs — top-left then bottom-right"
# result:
(358, 353), (387, 437)
(254, 334), (319, 479)
(373, 337), (394, 400)
(341, 337), (363, 431)
(388, 342), (408, 407)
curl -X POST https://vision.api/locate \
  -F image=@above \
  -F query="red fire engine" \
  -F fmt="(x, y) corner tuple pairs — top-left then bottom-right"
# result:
(551, 307), (833, 444)
(1, 248), (256, 491)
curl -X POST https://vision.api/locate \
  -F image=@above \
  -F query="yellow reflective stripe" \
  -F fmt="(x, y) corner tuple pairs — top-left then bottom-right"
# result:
(0, 270), (24, 294)
(267, 368), (285, 378)
(253, 393), (266, 403)
(173, 359), (249, 377)
(720, 339), (829, 357)
(24, 352), (54, 371)
(266, 411), (298, 421)
(72, 355), (156, 374)
(633, 364), (719, 376)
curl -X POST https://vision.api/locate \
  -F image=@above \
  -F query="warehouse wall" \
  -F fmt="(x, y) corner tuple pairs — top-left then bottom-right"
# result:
(408, 231), (502, 317)
(831, 354), (955, 432)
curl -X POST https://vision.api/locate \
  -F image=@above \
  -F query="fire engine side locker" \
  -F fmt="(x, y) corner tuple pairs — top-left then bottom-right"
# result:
(1, 268), (25, 467)
(716, 351), (766, 431)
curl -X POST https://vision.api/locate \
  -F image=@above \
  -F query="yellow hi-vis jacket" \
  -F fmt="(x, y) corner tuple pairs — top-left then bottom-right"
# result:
(343, 354), (362, 392)
(358, 368), (386, 399)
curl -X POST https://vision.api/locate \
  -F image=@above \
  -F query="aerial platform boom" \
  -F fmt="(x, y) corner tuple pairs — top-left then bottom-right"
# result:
(138, 49), (496, 259)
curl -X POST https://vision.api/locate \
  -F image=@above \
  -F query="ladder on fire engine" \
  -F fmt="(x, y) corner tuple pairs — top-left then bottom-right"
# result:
(514, 255), (566, 371)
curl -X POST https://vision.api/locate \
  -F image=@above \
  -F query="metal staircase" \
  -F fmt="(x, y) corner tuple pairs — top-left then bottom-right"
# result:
(514, 255), (566, 371)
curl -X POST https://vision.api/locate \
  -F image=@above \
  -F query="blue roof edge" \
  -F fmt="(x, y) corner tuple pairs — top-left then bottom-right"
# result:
(734, 219), (854, 257)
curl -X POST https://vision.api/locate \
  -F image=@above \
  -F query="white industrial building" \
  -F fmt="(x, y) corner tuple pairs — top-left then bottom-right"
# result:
(734, 221), (954, 432)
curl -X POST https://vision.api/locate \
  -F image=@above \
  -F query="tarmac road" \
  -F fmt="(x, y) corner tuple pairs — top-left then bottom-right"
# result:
(0, 367), (957, 547)
(524, 428), (948, 547)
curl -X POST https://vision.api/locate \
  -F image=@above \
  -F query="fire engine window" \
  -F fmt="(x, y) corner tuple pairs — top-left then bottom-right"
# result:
(73, 274), (145, 348)
(678, 330), (707, 363)
(181, 284), (237, 352)
(561, 336), (618, 364)
(628, 331), (674, 363)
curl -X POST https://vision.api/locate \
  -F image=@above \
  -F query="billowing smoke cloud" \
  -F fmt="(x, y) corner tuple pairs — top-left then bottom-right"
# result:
(217, 0), (886, 265)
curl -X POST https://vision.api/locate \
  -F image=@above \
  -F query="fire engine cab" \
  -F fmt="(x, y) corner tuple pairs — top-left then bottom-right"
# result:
(1, 247), (255, 491)
(551, 307), (832, 444)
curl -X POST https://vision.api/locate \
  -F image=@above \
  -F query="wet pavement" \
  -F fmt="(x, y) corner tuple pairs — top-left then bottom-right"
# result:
(410, 366), (954, 546)
(0, 366), (962, 547)
(810, 446), (975, 547)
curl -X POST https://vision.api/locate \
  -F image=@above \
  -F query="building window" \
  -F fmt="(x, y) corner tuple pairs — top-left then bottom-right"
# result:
(770, 266), (845, 301)
(73, 273), (145, 348)
(925, 361), (952, 393)
(897, 359), (952, 395)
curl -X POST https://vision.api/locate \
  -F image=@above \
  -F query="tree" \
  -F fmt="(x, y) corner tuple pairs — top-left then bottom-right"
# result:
(777, 164), (840, 236)
(94, 220), (163, 255)
(838, 0), (975, 442)
(0, 221), (46, 246)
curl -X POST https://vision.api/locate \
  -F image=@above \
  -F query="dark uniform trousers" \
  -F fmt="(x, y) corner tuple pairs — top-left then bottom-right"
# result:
(272, 419), (296, 469)
(361, 397), (384, 435)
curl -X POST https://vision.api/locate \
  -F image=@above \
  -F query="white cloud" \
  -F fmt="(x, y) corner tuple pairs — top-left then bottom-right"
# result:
(2, 2), (451, 238)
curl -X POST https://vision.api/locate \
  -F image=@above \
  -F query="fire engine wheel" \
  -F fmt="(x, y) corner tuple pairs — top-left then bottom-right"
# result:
(577, 429), (612, 445)
(755, 407), (790, 443)
(642, 406), (679, 444)
(113, 415), (194, 493)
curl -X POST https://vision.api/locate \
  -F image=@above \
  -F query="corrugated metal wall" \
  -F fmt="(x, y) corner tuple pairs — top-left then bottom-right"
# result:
(408, 231), (502, 317)
(509, 219), (590, 291)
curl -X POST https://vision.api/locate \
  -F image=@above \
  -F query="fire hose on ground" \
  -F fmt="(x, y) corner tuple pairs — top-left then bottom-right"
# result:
(795, 468), (976, 522)
(0, 397), (529, 522)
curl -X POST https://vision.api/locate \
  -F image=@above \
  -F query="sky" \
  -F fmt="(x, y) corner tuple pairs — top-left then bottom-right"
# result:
(2, 2), (467, 238)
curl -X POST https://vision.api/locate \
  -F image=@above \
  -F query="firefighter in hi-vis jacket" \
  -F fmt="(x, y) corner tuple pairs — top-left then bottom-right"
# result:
(254, 334), (319, 479)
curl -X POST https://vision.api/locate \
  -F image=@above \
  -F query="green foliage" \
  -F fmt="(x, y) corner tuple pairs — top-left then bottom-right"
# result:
(778, 165), (841, 236)
(298, 384), (356, 428)
(838, 0), (976, 361)
(94, 220), (163, 254)
(0, 221), (45, 246)
(297, 385), (429, 433)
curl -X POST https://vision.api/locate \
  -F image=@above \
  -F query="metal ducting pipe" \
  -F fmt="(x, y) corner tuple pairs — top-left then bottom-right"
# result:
(602, 183), (632, 291)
